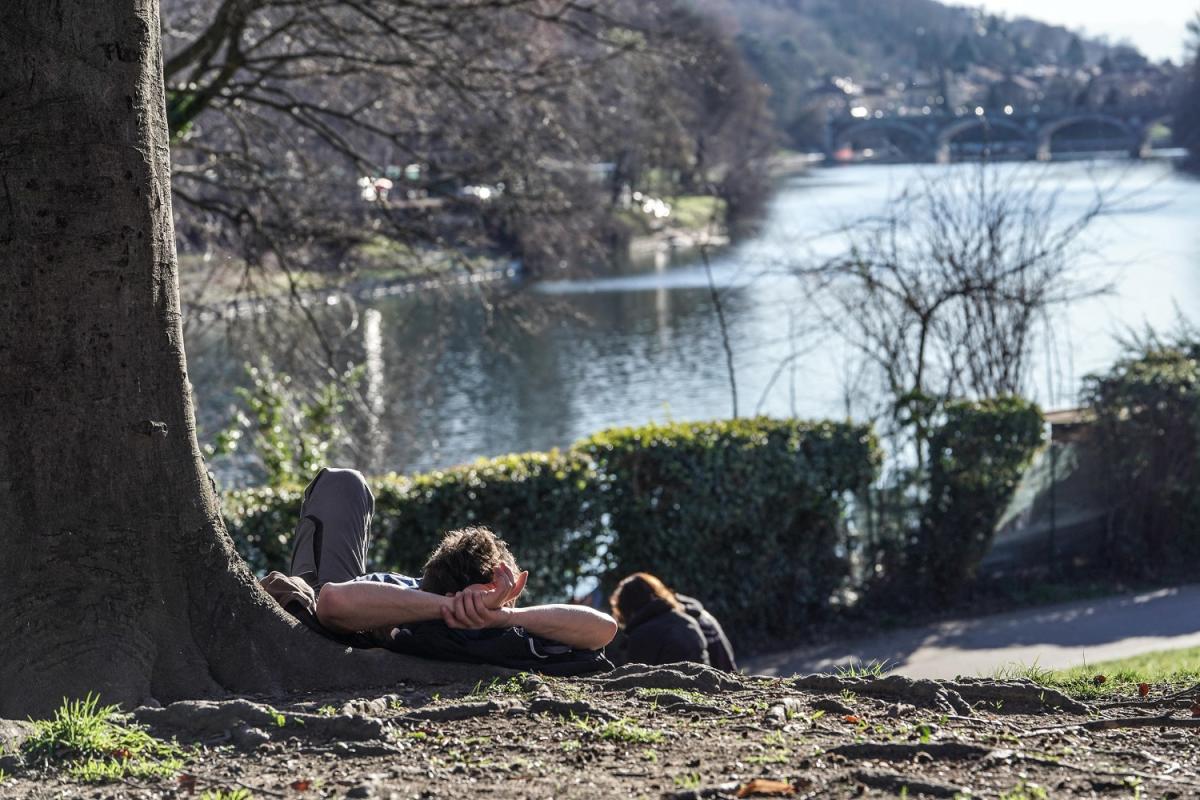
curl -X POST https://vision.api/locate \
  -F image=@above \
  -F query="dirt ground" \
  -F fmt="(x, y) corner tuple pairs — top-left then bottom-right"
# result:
(4, 663), (1200, 799)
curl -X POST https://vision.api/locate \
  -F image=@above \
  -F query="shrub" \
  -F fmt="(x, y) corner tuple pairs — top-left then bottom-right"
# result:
(223, 450), (599, 604)
(578, 418), (881, 650)
(1082, 341), (1200, 572)
(917, 397), (1044, 598)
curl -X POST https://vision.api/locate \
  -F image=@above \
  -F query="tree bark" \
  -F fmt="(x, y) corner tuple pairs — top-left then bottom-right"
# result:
(0, 0), (486, 719)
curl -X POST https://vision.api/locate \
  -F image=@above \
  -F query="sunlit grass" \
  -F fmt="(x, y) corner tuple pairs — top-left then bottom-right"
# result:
(21, 694), (187, 783)
(833, 659), (890, 679)
(994, 646), (1200, 700)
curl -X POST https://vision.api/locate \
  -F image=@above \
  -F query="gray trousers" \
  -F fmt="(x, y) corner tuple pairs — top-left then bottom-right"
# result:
(288, 468), (375, 588)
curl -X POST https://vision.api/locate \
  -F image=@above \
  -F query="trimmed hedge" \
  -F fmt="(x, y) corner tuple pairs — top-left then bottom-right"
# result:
(223, 417), (881, 644)
(1082, 343), (1200, 571)
(577, 418), (880, 650)
(916, 397), (1045, 598)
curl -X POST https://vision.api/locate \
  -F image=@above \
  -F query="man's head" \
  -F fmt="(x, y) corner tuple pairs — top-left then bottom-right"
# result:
(420, 526), (528, 603)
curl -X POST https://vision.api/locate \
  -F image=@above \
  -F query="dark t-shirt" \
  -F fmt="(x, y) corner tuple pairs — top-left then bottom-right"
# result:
(623, 599), (708, 666)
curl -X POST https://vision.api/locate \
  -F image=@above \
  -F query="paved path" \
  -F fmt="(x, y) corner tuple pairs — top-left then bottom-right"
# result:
(746, 585), (1200, 679)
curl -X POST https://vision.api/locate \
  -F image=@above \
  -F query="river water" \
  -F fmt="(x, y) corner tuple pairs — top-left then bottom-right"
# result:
(186, 159), (1200, 487)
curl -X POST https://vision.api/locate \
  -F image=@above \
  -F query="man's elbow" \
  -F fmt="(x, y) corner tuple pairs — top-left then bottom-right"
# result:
(315, 583), (354, 633)
(591, 616), (618, 650)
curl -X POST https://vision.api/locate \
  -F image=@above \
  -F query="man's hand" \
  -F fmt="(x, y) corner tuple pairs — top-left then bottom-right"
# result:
(441, 588), (512, 629)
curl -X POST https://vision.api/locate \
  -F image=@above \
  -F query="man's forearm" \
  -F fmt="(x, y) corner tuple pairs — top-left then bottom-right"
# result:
(505, 604), (618, 650)
(316, 581), (451, 633)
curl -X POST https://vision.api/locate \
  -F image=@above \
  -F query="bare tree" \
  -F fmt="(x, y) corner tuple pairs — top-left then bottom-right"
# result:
(797, 163), (1114, 448)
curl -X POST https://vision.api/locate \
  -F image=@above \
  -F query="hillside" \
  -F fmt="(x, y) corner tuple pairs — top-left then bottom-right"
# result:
(692, 0), (1149, 147)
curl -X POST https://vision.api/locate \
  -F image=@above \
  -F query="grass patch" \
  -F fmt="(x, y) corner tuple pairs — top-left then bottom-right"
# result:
(200, 790), (253, 800)
(469, 675), (528, 698)
(576, 717), (665, 745)
(834, 659), (889, 679)
(634, 687), (709, 705)
(22, 694), (187, 783)
(995, 646), (1200, 700)
(665, 195), (726, 232)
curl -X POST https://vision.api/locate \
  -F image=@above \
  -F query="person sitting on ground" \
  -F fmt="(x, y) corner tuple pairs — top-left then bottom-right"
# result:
(276, 468), (617, 666)
(608, 572), (707, 667)
(674, 591), (737, 673)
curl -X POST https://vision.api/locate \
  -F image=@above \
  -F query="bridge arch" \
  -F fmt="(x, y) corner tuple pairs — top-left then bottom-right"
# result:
(1036, 113), (1136, 160)
(934, 116), (1033, 163)
(832, 118), (933, 162)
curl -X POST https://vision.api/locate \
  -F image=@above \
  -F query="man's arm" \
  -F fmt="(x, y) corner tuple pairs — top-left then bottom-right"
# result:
(317, 562), (524, 633)
(441, 590), (618, 651)
(315, 580), (451, 633)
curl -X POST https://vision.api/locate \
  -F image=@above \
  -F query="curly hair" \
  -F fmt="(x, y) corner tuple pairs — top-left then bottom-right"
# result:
(419, 526), (519, 596)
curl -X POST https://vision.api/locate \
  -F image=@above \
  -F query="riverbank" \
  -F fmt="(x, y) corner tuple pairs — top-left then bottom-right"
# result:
(179, 245), (518, 323)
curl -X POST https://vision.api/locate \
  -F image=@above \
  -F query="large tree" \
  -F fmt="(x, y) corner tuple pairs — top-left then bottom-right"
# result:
(0, 0), (487, 719)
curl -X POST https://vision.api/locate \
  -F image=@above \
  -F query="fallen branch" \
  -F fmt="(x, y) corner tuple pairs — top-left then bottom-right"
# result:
(1025, 715), (1200, 736)
(828, 742), (994, 762)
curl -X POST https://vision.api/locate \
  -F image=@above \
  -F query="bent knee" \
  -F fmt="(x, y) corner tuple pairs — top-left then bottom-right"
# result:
(315, 583), (353, 631)
(316, 468), (371, 502)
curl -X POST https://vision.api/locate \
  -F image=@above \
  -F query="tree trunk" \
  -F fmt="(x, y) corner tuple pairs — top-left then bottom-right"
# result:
(0, 0), (483, 719)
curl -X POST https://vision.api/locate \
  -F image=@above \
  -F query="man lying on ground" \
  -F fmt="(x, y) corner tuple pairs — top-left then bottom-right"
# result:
(273, 468), (616, 670)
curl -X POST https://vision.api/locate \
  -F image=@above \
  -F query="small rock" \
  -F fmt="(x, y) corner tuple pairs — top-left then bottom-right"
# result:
(813, 698), (856, 716)
(231, 726), (271, 749)
(346, 784), (375, 798)
(886, 703), (915, 718)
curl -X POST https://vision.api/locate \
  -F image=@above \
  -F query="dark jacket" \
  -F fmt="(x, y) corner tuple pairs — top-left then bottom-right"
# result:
(623, 598), (708, 666)
(676, 594), (737, 672)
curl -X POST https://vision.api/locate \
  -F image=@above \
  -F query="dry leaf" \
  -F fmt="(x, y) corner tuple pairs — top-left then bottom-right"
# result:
(736, 778), (796, 797)
(1138, 683), (1150, 698)
(290, 779), (313, 791)
(177, 774), (197, 795)
(1092, 675), (1107, 687)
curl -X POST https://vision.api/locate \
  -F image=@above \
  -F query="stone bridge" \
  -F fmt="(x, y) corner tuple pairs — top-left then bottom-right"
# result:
(825, 108), (1173, 163)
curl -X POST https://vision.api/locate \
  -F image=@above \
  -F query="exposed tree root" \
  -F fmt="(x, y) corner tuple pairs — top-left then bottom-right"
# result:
(812, 697), (857, 716)
(584, 663), (747, 694)
(946, 677), (1090, 714)
(133, 699), (388, 744)
(790, 675), (972, 715)
(789, 674), (1090, 715)
(400, 698), (525, 723)
(398, 695), (617, 724)
(528, 697), (618, 721)
(828, 742), (995, 761)
(851, 769), (968, 797)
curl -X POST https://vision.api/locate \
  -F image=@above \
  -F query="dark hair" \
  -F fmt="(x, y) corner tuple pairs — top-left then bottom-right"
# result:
(420, 526), (519, 596)
(608, 572), (681, 626)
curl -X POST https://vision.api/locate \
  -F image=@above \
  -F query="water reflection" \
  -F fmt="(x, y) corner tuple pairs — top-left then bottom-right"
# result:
(187, 160), (1200, 488)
